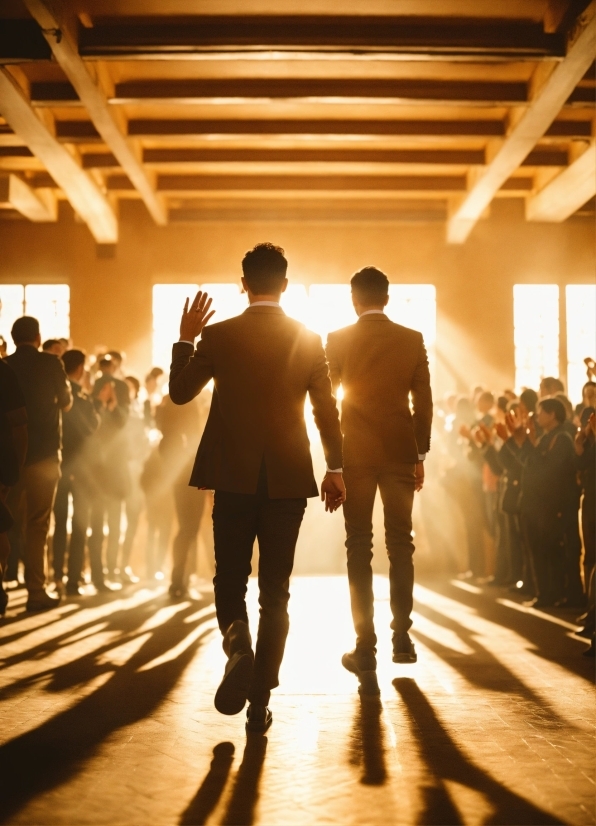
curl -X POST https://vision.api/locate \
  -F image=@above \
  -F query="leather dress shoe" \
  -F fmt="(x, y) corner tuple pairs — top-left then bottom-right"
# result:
(215, 620), (254, 716)
(120, 567), (140, 585)
(26, 590), (61, 612)
(65, 583), (86, 597)
(94, 580), (121, 593)
(393, 633), (417, 664)
(246, 704), (272, 733)
(341, 650), (380, 696)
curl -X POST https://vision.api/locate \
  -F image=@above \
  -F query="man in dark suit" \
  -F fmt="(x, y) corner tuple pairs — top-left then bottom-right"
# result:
(170, 242), (345, 732)
(326, 267), (432, 695)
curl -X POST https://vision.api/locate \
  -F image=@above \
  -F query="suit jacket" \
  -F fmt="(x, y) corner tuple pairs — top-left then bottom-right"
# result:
(326, 314), (432, 467)
(169, 305), (343, 498)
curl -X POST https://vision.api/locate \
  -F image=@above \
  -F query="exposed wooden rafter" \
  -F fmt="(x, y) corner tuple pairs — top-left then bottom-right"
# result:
(24, 0), (166, 227)
(0, 173), (56, 221)
(447, 1), (596, 243)
(0, 67), (117, 242)
(526, 140), (596, 220)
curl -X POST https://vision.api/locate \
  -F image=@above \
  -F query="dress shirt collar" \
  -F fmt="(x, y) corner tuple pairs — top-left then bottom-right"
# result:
(248, 301), (281, 308)
(359, 309), (386, 318)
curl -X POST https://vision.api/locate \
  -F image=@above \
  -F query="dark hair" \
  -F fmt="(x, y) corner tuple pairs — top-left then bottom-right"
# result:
(541, 376), (565, 395)
(350, 266), (389, 305)
(478, 390), (494, 406)
(538, 397), (566, 424)
(62, 349), (86, 375)
(554, 392), (573, 419)
(98, 356), (113, 370)
(107, 350), (123, 363)
(126, 375), (140, 394)
(241, 242), (288, 294)
(583, 381), (596, 394)
(42, 339), (61, 351)
(497, 395), (509, 413)
(146, 366), (164, 382)
(519, 388), (538, 413)
(11, 316), (40, 345)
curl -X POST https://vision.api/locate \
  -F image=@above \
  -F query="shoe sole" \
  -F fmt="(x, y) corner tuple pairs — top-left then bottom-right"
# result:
(246, 714), (273, 733)
(392, 653), (417, 664)
(342, 656), (380, 696)
(214, 651), (254, 716)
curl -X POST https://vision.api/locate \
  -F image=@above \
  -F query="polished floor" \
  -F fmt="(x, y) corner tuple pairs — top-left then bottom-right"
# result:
(0, 575), (594, 826)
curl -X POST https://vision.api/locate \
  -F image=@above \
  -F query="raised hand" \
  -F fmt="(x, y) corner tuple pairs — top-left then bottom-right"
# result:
(495, 422), (508, 442)
(179, 290), (215, 343)
(320, 472), (346, 512)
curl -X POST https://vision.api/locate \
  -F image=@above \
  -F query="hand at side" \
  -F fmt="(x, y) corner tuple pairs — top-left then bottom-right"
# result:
(321, 472), (346, 512)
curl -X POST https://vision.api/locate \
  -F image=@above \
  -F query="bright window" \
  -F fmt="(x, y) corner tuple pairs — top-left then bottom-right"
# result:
(0, 284), (69, 354)
(24, 285), (70, 341)
(200, 283), (244, 323)
(152, 284), (198, 371)
(387, 284), (437, 383)
(513, 284), (559, 392)
(280, 284), (309, 325)
(566, 285), (596, 404)
(308, 285), (354, 342)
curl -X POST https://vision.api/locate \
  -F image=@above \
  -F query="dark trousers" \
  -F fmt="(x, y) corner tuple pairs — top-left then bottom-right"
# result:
(212, 470), (306, 699)
(563, 505), (585, 604)
(52, 468), (92, 584)
(581, 494), (595, 596)
(342, 464), (415, 654)
(522, 508), (565, 605)
(88, 495), (122, 584)
(171, 481), (207, 589)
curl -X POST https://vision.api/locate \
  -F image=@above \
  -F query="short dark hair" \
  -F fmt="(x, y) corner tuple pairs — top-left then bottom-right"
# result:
(125, 375), (140, 394)
(11, 316), (39, 345)
(520, 388), (538, 413)
(541, 376), (565, 395)
(538, 397), (566, 424)
(62, 349), (86, 375)
(554, 392), (573, 419)
(497, 395), (509, 413)
(241, 242), (288, 294)
(107, 350), (123, 363)
(99, 356), (113, 370)
(42, 339), (61, 351)
(350, 267), (389, 305)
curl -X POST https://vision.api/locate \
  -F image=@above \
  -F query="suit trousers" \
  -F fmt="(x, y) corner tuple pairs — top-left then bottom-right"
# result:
(171, 480), (207, 589)
(7, 458), (61, 596)
(212, 470), (306, 701)
(522, 507), (565, 605)
(342, 464), (416, 653)
(88, 495), (122, 584)
(53, 467), (92, 585)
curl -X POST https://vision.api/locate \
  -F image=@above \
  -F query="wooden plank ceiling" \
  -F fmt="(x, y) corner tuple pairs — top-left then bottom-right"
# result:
(0, 0), (594, 243)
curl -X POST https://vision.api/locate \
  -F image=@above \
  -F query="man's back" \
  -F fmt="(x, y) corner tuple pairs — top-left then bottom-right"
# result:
(326, 314), (432, 466)
(170, 305), (342, 497)
(6, 345), (71, 465)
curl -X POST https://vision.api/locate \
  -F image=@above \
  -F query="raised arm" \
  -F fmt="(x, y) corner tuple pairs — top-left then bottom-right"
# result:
(169, 290), (216, 405)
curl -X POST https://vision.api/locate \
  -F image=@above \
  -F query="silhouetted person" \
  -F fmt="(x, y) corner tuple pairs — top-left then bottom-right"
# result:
(119, 375), (147, 583)
(326, 266), (432, 695)
(52, 350), (100, 596)
(0, 357), (27, 615)
(170, 242), (344, 732)
(88, 356), (129, 591)
(157, 393), (208, 598)
(5, 316), (72, 611)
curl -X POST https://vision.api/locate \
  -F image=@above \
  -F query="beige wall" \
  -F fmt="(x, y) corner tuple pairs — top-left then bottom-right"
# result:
(0, 200), (593, 398)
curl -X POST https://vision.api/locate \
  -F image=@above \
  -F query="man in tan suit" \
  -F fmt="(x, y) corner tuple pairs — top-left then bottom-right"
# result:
(326, 267), (432, 695)
(170, 243), (345, 732)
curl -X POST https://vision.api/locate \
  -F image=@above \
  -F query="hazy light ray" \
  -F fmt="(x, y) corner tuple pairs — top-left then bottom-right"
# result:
(135, 601), (191, 633)
(411, 610), (475, 656)
(308, 284), (354, 343)
(183, 604), (217, 624)
(137, 617), (219, 671)
(496, 598), (580, 631)
(0, 284), (25, 354)
(58, 621), (110, 645)
(200, 283), (244, 322)
(280, 283), (309, 324)
(0, 603), (80, 643)
(96, 631), (154, 667)
(513, 284), (559, 392)
(566, 284), (596, 403)
(451, 580), (483, 595)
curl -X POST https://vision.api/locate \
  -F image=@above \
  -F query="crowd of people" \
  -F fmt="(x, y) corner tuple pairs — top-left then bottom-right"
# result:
(0, 311), (594, 657)
(0, 314), (211, 616)
(431, 370), (595, 655)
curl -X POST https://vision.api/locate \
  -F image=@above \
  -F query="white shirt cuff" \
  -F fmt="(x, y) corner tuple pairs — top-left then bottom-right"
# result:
(326, 467), (343, 473)
(418, 454), (426, 461)
(178, 340), (195, 346)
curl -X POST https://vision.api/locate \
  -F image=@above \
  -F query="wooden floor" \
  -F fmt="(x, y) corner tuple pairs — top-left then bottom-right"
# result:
(0, 575), (593, 826)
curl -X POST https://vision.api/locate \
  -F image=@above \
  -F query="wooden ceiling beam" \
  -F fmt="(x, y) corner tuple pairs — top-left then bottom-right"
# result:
(0, 19), (51, 63)
(447, 1), (596, 243)
(77, 15), (564, 60)
(152, 174), (469, 193)
(526, 140), (596, 220)
(24, 0), (166, 227)
(0, 67), (117, 242)
(0, 173), (56, 221)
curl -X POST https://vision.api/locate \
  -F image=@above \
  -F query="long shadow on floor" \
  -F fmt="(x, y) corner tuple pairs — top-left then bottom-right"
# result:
(394, 678), (561, 826)
(180, 735), (268, 826)
(423, 578), (593, 682)
(348, 695), (387, 786)
(0, 594), (217, 825)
